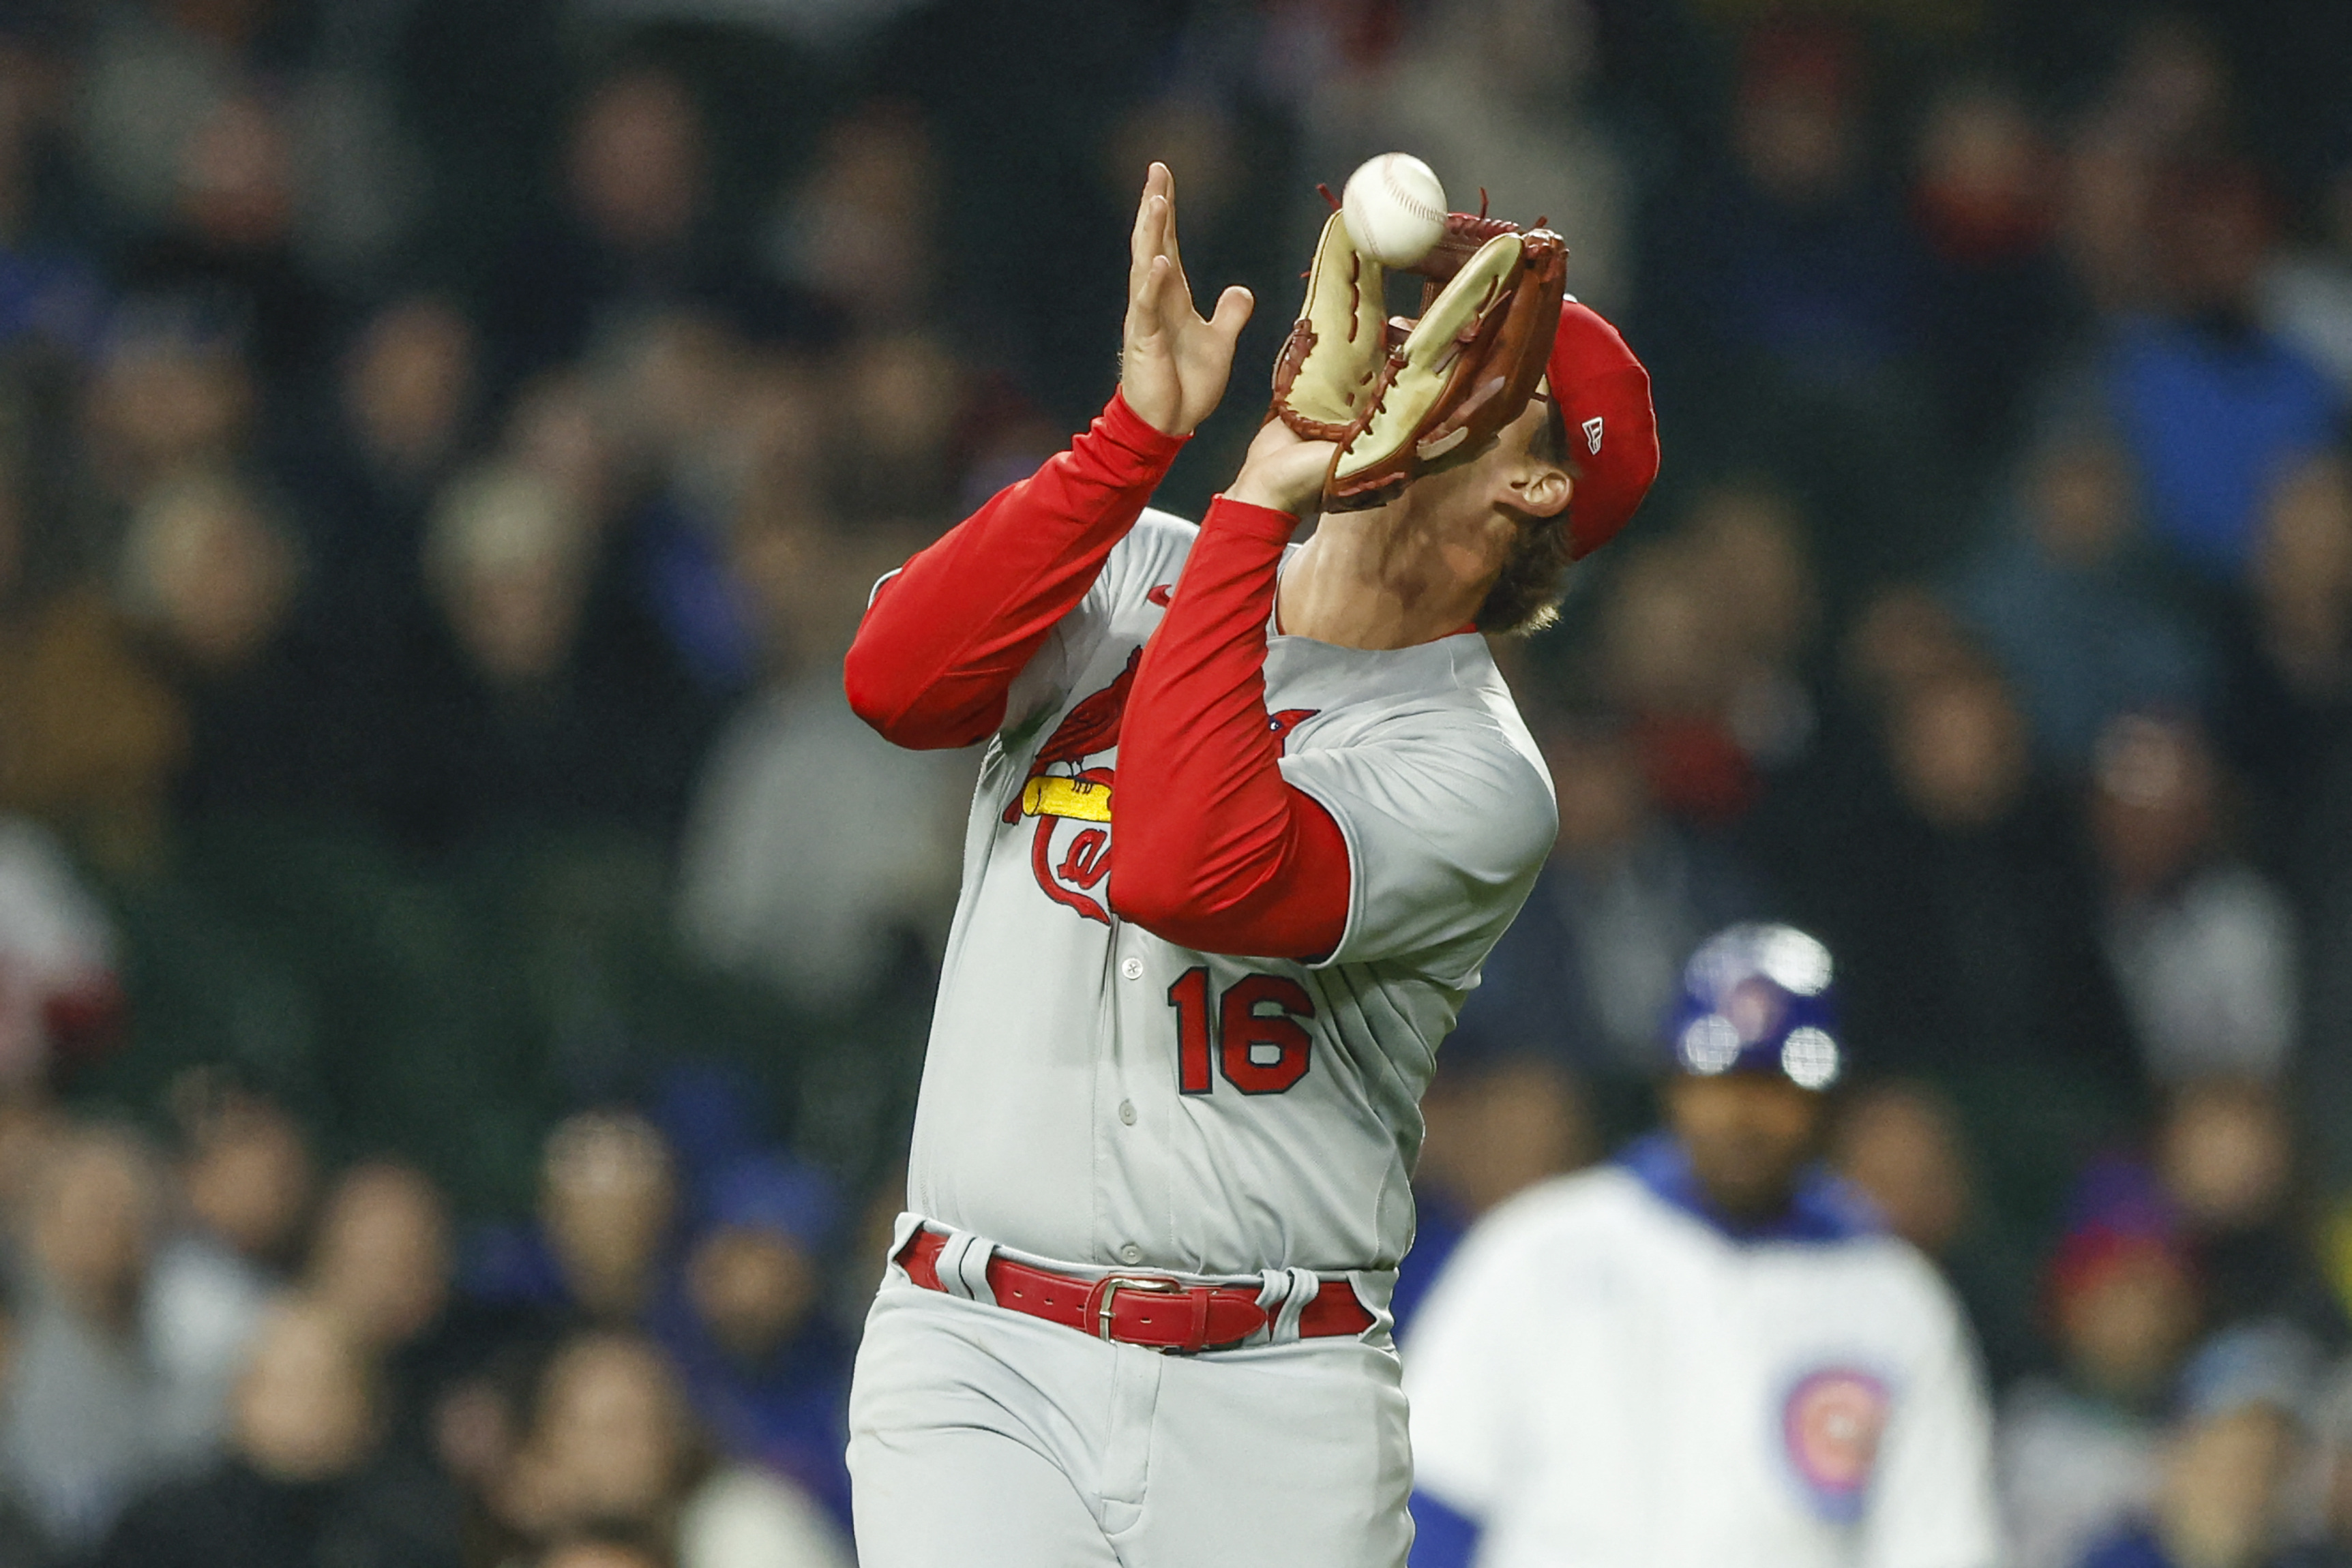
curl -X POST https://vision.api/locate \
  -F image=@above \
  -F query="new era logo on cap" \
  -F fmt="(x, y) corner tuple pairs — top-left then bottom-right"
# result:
(1546, 301), (1659, 560)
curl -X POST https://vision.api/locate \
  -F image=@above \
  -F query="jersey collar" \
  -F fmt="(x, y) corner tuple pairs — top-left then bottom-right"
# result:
(1620, 1132), (1883, 1246)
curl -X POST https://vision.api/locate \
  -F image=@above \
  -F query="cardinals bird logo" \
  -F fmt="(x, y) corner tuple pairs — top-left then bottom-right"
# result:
(1008, 646), (1316, 924)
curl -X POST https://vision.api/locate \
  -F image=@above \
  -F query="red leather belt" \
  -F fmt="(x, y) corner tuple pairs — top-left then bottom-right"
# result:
(897, 1228), (1374, 1354)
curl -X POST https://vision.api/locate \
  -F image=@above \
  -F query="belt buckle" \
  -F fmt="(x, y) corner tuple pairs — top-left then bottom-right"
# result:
(1095, 1273), (1187, 1345)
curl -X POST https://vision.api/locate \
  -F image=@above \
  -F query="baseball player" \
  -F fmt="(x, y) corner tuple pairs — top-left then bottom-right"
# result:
(1403, 922), (2001, 1568)
(839, 162), (1657, 1566)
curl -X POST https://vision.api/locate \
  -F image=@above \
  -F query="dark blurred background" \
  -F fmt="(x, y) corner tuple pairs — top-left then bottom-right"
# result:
(0, 0), (2350, 1564)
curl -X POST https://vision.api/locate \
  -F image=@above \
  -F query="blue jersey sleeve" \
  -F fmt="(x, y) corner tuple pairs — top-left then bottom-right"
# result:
(1409, 1488), (1484, 1568)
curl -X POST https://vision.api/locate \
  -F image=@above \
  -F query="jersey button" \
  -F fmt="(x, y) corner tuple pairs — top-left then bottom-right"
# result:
(1120, 1243), (1143, 1264)
(1118, 1100), (1136, 1125)
(1120, 956), (1144, 980)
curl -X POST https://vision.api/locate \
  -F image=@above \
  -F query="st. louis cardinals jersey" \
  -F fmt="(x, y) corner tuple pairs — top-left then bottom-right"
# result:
(1404, 1137), (2000, 1568)
(899, 509), (1556, 1280)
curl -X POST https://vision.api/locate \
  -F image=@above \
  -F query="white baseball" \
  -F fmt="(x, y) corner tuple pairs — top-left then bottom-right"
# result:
(1341, 153), (1448, 268)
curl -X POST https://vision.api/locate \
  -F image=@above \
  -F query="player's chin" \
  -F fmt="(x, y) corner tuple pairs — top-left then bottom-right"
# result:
(1692, 1147), (1806, 1218)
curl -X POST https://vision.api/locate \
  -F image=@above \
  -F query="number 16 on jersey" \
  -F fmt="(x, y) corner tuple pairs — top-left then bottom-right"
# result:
(1167, 967), (1315, 1096)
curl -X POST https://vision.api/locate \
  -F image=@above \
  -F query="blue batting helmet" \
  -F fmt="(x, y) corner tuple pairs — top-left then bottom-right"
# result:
(1665, 922), (1845, 1090)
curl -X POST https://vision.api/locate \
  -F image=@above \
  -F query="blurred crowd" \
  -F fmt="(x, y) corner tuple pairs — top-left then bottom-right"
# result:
(0, 1078), (867, 1568)
(0, 0), (2343, 1563)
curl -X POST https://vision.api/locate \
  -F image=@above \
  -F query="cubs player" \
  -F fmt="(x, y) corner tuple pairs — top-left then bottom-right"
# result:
(839, 162), (1657, 1566)
(1403, 923), (2001, 1568)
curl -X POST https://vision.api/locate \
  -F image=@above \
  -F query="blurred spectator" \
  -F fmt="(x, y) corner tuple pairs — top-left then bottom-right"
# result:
(2224, 453), (2352, 883)
(2156, 1081), (2340, 1342)
(0, 445), (184, 864)
(821, 328), (967, 528)
(1685, 483), (1822, 770)
(80, 300), (255, 509)
(1, 1123), (172, 1554)
(467, 1111), (678, 1329)
(2102, 158), (2343, 579)
(1911, 77), (2071, 450)
(2256, 455), (2352, 1188)
(485, 66), (753, 389)
(2079, 1321), (2321, 1568)
(764, 100), (936, 331)
(1637, 18), (1952, 599)
(70, 0), (276, 230)
(117, 469), (385, 823)
(2090, 717), (2297, 1083)
(675, 489), (964, 1014)
(112, 92), (334, 391)
(1999, 1160), (2199, 1568)
(0, 55), (98, 357)
(282, 297), (481, 640)
(591, 311), (771, 693)
(2293, 1361), (2352, 1568)
(2248, 453), (2352, 709)
(0, 1276), (50, 1566)
(400, 462), (713, 847)
(1648, 18), (1918, 384)
(1834, 1081), (2038, 1386)
(2262, 157), (2352, 397)
(1947, 420), (2209, 771)
(1595, 540), (1757, 828)
(656, 1154), (852, 1529)
(1589, 489), (1818, 835)
(0, 817), (122, 1085)
(95, 1297), (451, 1568)
(493, 1330), (848, 1568)
(2052, 17), (2234, 323)
(311, 1162), (451, 1358)
(1446, 714), (1753, 1075)
(146, 1078), (313, 1462)
(506, 372), (623, 528)
(1806, 659), (2140, 1111)
(306, 1158), (491, 1489)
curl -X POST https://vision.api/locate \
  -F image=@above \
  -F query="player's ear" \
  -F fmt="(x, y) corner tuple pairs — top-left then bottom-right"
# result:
(1498, 388), (1574, 520)
(1510, 463), (1573, 521)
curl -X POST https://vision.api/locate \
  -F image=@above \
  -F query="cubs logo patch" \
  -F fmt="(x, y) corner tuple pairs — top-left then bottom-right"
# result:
(1780, 1367), (1889, 1522)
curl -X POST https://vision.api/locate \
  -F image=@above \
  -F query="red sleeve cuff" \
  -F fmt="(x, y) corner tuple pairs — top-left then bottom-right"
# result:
(1202, 493), (1301, 545)
(1101, 390), (1191, 467)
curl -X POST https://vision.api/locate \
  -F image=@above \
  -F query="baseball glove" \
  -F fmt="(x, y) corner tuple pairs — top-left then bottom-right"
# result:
(1269, 204), (1568, 513)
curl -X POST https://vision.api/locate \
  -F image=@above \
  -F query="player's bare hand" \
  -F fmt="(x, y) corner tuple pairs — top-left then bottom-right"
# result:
(1122, 162), (1254, 438)
(1227, 417), (1335, 517)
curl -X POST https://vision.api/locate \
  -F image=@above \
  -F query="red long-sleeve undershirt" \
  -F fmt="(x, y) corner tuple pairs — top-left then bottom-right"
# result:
(1110, 495), (1351, 959)
(844, 393), (1349, 959)
(843, 391), (1186, 750)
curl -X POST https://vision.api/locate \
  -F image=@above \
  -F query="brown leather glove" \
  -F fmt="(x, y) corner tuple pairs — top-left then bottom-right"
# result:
(1270, 204), (1568, 513)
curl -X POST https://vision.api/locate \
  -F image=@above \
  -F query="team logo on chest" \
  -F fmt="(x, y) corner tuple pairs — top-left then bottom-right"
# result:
(1778, 1366), (1890, 1522)
(1006, 645), (1318, 924)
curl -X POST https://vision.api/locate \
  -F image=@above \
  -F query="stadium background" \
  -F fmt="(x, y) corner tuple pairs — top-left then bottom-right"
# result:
(0, 0), (2347, 1563)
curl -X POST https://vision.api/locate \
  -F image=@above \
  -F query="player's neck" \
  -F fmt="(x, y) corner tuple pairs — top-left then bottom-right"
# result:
(1275, 496), (1508, 650)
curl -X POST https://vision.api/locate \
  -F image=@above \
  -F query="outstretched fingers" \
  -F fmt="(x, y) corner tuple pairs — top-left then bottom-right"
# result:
(1139, 254), (1183, 346)
(1154, 163), (1191, 295)
(1129, 165), (1174, 298)
(1206, 284), (1254, 346)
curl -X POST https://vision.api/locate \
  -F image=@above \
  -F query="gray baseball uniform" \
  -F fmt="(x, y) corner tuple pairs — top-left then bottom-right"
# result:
(848, 507), (1556, 1566)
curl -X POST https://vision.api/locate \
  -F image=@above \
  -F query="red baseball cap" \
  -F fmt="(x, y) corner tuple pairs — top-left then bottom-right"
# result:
(1547, 299), (1659, 559)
